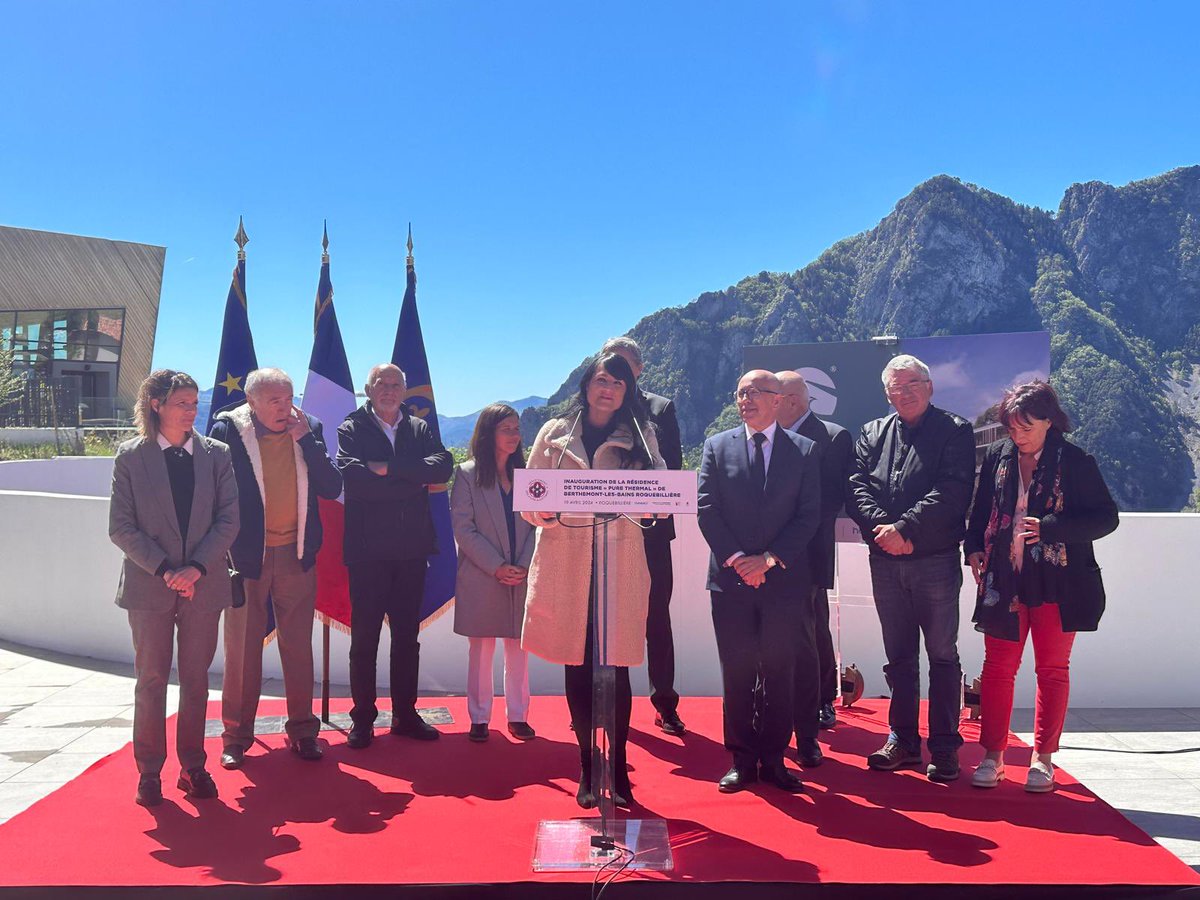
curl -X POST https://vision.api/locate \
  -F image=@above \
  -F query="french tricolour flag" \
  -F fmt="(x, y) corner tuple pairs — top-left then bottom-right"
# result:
(302, 242), (356, 630)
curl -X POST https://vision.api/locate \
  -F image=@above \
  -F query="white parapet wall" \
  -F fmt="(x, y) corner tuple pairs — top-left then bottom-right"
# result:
(0, 457), (1196, 707)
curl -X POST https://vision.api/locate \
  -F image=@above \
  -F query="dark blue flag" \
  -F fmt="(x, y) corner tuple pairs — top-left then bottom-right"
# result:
(204, 257), (259, 433)
(391, 242), (457, 626)
(204, 247), (274, 643)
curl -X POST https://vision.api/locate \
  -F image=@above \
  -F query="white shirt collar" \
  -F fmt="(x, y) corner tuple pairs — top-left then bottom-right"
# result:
(157, 432), (193, 455)
(371, 408), (401, 440)
(744, 421), (779, 444)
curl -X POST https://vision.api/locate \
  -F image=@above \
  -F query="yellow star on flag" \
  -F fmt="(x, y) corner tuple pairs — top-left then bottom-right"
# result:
(219, 372), (243, 393)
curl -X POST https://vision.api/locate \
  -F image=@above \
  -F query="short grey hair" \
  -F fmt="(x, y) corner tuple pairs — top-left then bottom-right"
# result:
(881, 354), (930, 386)
(601, 336), (643, 368)
(245, 367), (293, 396)
(366, 363), (406, 389)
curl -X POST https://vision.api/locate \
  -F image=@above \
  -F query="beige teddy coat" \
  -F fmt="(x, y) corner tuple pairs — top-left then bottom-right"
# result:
(520, 414), (665, 666)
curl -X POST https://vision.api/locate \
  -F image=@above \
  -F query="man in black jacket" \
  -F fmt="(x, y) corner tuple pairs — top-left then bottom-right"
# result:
(208, 368), (343, 768)
(603, 337), (686, 736)
(847, 354), (975, 783)
(777, 370), (852, 758)
(337, 363), (453, 749)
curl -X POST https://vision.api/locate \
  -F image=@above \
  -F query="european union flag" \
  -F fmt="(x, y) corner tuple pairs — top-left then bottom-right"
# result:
(204, 256), (259, 433)
(391, 237), (457, 626)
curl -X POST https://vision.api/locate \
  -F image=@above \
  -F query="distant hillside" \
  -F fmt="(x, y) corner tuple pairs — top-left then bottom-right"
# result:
(523, 166), (1200, 511)
(439, 396), (547, 448)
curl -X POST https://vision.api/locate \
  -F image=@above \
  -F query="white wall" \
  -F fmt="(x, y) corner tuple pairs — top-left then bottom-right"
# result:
(0, 456), (113, 496)
(1, 462), (1197, 708)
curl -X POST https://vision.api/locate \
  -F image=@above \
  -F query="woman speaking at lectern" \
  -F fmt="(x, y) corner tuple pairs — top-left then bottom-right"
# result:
(521, 352), (665, 809)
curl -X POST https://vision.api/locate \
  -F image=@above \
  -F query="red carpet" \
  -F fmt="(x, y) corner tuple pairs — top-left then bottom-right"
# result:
(0, 697), (1196, 895)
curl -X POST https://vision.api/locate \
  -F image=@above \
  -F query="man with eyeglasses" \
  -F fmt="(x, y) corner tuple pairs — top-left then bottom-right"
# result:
(697, 370), (820, 794)
(847, 354), (975, 783)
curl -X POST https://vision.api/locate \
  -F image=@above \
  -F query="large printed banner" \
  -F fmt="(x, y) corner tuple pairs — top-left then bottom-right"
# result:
(745, 331), (1051, 541)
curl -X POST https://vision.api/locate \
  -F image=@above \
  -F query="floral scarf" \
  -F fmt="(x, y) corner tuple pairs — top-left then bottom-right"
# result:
(976, 431), (1069, 638)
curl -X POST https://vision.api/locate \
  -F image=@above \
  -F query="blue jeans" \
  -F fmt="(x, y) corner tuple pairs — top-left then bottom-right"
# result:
(868, 550), (964, 754)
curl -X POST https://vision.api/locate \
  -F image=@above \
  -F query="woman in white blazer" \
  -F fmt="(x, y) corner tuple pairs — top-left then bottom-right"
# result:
(451, 403), (536, 742)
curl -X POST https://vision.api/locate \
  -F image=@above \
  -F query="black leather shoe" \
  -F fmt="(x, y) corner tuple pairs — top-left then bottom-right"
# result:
(718, 766), (759, 793)
(135, 774), (162, 807)
(507, 721), (536, 740)
(468, 723), (489, 742)
(796, 737), (824, 768)
(347, 726), (373, 749)
(390, 714), (440, 741)
(290, 737), (323, 761)
(654, 711), (686, 736)
(177, 767), (218, 800)
(760, 762), (805, 793)
(817, 702), (837, 730)
(219, 745), (244, 770)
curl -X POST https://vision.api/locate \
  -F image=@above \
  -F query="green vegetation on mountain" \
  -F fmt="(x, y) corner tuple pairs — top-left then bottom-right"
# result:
(523, 167), (1200, 511)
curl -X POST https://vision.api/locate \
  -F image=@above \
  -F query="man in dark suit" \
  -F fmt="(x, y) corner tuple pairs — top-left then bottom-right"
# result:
(777, 370), (853, 751)
(603, 337), (686, 735)
(698, 370), (821, 794)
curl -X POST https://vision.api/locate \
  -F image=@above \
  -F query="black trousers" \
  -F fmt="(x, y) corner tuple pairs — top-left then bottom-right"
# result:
(643, 532), (678, 716)
(712, 588), (811, 770)
(347, 558), (427, 728)
(790, 586), (834, 740)
(813, 586), (838, 706)
(565, 585), (633, 778)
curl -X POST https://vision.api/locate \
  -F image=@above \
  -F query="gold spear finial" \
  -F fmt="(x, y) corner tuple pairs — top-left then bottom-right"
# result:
(322, 219), (329, 264)
(406, 222), (414, 266)
(234, 216), (249, 260)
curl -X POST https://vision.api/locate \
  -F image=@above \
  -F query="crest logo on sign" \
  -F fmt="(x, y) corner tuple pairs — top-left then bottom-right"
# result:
(526, 479), (548, 501)
(798, 367), (838, 416)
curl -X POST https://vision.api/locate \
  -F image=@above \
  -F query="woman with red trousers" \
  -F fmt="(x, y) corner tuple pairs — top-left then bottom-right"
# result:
(965, 381), (1118, 793)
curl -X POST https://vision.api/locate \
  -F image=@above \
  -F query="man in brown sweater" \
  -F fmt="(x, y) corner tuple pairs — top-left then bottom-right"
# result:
(209, 368), (343, 767)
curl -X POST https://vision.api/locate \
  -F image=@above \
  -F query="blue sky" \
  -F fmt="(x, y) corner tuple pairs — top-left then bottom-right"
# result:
(3, 1), (1198, 415)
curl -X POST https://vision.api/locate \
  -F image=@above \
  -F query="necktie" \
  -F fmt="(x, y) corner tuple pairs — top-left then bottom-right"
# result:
(751, 432), (766, 493)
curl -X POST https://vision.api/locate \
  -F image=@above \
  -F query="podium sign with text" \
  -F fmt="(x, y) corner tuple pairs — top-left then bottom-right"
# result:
(513, 469), (697, 516)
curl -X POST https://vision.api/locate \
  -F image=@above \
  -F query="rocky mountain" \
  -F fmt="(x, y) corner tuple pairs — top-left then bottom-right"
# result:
(522, 166), (1200, 511)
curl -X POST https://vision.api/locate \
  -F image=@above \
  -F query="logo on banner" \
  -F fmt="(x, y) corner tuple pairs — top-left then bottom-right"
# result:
(526, 479), (548, 501)
(798, 367), (838, 416)
(405, 385), (435, 420)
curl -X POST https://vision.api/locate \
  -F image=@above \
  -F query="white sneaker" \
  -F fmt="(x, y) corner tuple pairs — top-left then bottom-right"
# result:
(1025, 761), (1056, 793)
(971, 758), (1005, 788)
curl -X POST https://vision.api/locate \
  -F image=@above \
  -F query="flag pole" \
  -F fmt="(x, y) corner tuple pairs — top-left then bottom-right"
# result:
(320, 219), (333, 726)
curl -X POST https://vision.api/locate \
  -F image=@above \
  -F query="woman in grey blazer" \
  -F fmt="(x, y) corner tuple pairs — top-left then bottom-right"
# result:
(109, 370), (239, 806)
(450, 403), (536, 742)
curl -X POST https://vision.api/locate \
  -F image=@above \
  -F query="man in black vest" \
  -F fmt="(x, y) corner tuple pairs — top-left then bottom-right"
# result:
(336, 363), (454, 749)
(776, 370), (853, 763)
(603, 337), (686, 736)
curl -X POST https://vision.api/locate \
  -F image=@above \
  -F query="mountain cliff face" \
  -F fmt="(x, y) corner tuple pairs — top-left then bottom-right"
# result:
(523, 167), (1200, 511)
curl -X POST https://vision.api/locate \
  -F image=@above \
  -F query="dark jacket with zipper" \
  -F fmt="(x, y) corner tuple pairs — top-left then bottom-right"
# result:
(847, 405), (975, 560)
(336, 402), (454, 566)
(965, 434), (1118, 635)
